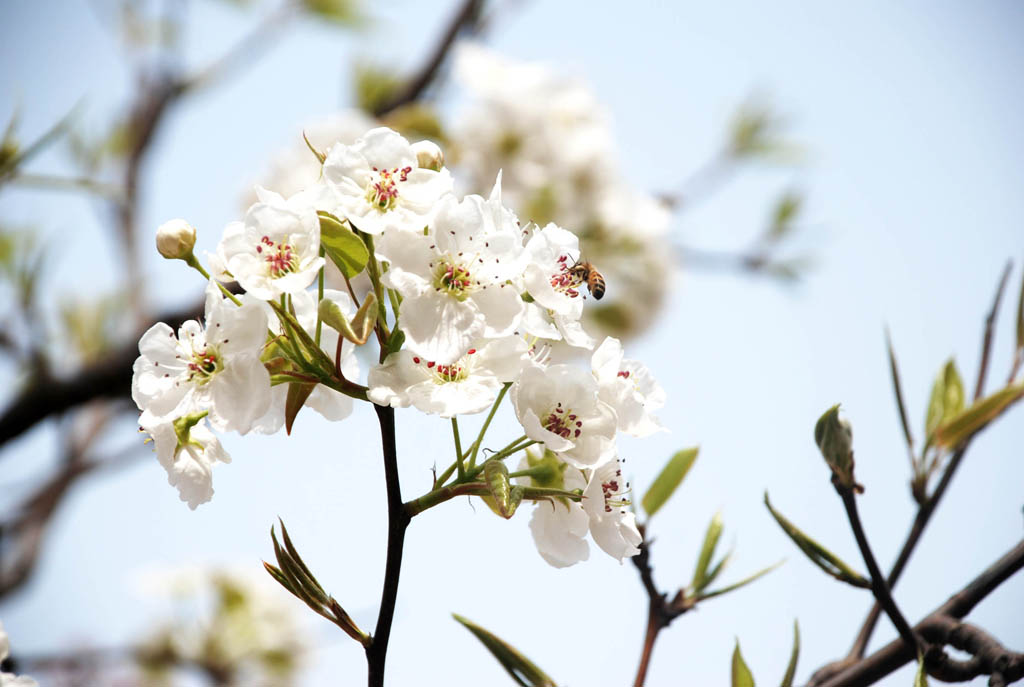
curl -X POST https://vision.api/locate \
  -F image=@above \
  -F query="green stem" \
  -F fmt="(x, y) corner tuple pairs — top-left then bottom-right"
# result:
(452, 417), (465, 480)
(185, 254), (240, 305)
(314, 246), (325, 346)
(359, 232), (391, 334)
(468, 383), (510, 471)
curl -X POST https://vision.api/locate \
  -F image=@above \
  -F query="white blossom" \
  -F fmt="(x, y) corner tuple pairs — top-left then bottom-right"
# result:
(215, 187), (324, 300)
(139, 410), (231, 510)
(132, 282), (271, 434)
(582, 458), (642, 562)
(378, 178), (525, 363)
(156, 218), (197, 260)
(511, 363), (617, 469)
(319, 127), (452, 235)
(592, 337), (666, 437)
(369, 337), (527, 417)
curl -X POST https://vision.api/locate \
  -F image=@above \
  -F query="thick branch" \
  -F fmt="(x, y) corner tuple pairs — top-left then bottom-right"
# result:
(817, 538), (1024, 687)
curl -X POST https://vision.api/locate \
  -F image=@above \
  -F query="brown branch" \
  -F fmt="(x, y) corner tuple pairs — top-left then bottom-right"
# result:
(810, 261), (1017, 685)
(817, 538), (1024, 687)
(371, 0), (485, 117)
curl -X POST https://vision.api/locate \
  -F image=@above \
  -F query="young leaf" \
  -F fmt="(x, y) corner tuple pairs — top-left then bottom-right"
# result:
(885, 327), (915, 452)
(285, 382), (315, 435)
(484, 460), (515, 519)
(691, 511), (724, 592)
(641, 447), (699, 518)
(763, 492), (871, 589)
(732, 640), (756, 687)
(913, 654), (929, 687)
(319, 212), (369, 278)
(924, 359), (964, 443)
(933, 382), (1024, 449)
(319, 291), (378, 345)
(453, 614), (557, 687)
(696, 560), (784, 602)
(780, 620), (800, 687)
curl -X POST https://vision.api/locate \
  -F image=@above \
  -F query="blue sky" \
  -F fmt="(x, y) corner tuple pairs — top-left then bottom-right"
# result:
(1, 1), (1022, 685)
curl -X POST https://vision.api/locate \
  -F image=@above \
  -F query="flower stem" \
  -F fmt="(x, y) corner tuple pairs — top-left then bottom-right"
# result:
(468, 383), (510, 471)
(365, 405), (410, 687)
(452, 417), (465, 479)
(185, 254), (241, 305)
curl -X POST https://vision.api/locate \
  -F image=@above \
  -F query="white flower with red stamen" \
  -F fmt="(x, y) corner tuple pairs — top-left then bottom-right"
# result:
(247, 289), (361, 434)
(216, 187), (324, 300)
(582, 458), (642, 562)
(591, 337), (666, 437)
(522, 223), (588, 317)
(511, 363), (617, 469)
(378, 178), (525, 363)
(520, 455), (591, 568)
(131, 282), (271, 434)
(139, 410), (231, 510)
(368, 337), (527, 417)
(0, 620), (38, 687)
(319, 127), (453, 235)
(521, 302), (596, 350)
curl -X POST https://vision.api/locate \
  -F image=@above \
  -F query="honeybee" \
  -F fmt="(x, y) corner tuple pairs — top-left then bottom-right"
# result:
(570, 259), (606, 300)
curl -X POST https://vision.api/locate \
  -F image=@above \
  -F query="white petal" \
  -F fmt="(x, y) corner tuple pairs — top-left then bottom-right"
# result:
(471, 285), (525, 339)
(209, 355), (272, 434)
(528, 500), (590, 568)
(399, 291), (484, 364)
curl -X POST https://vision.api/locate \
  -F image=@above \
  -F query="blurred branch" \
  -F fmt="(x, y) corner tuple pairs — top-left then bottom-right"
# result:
(371, 0), (485, 117)
(810, 261), (1016, 684)
(816, 538), (1024, 687)
(4, 173), (123, 199)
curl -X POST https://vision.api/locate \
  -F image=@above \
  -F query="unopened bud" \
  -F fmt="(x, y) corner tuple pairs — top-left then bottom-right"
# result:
(814, 404), (861, 491)
(156, 219), (197, 260)
(411, 140), (444, 171)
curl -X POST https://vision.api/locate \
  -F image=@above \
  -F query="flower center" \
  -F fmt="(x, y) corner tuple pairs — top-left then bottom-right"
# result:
(365, 166), (411, 212)
(544, 402), (582, 440)
(256, 235), (298, 278)
(412, 349), (476, 384)
(431, 256), (477, 300)
(600, 466), (630, 513)
(186, 345), (222, 385)
(549, 254), (585, 298)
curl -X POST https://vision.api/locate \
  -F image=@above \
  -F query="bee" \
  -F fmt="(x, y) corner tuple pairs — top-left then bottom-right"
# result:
(570, 259), (606, 300)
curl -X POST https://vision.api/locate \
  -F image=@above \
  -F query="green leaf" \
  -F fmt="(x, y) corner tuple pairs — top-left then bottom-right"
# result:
(691, 511), (724, 592)
(319, 213), (369, 278)
(780, 621), (800, 687)
(913, 654), (928, 687)
(885, 327), (915, 452)
(731, 640), (756, 687)
(641, 447), (699, 518)
(697, 560), (784, 602)
(453, 614), (557, 687)
(285, 382), (315, 435)
(924, 359), (965, 443)
(763, 492), (871, 589)
(319, 292), (377, 346)
(933, 382), (1024, 449)
(767, 191), (802, 240)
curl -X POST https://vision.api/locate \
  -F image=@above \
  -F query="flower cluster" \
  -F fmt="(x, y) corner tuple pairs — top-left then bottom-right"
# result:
(135, 125), (665, 566)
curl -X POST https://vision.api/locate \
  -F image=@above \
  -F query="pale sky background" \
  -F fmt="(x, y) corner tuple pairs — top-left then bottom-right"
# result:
(1, 1), (1023, 686)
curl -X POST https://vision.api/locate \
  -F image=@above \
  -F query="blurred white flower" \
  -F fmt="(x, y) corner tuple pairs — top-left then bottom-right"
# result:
(131, 282), (271, 434)
(0, 621), (38, 687)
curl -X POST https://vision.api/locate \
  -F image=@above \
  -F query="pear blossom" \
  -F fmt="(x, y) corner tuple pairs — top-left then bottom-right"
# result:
(248, 289), (359, 433)
(131, 282), (271, 434)
(369, 337), (527, 417)
(319, 127), (452, 235)
(0, 621), (38, 687)
(378, 179), (525, 363)
(139, 410), (231, 510)
(215, 187), (324, 300)
(582, 458), (642, 562)
(156, 218), (197, 260)
(592, 337), (666, 436)
(529, 497), (590, 568)
(511, 363), (617, 469)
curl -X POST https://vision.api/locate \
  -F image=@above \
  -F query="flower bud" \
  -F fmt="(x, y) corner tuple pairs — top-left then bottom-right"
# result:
(156, 219), (197, 260)
(814, 404), (860, 491)
(411, 140), (444, 171)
